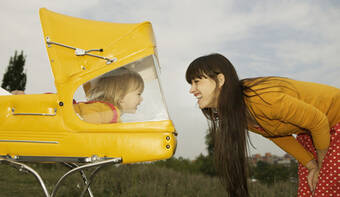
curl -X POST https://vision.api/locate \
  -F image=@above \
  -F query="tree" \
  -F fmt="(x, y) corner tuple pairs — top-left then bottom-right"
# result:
(195, 153), (216, 176)
(252, 161), (293, 185)
(1, 50), (27, 92)
(194, 130), (217, 176)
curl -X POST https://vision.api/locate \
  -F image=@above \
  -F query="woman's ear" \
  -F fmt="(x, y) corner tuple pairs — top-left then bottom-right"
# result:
(217, 73), (225, 88)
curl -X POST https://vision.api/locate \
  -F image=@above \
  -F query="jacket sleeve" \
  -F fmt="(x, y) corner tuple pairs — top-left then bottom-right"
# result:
(269, 136), (314, 166)
(73, 102), (115, 124)
(271, 94), (330, 150)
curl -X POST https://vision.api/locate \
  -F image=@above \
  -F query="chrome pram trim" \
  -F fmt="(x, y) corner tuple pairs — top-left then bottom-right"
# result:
(1, 155), (118, 163)
(0, 139), (59, 144)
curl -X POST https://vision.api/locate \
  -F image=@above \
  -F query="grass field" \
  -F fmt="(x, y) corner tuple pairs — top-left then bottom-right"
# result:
(0, 162), (297, 197)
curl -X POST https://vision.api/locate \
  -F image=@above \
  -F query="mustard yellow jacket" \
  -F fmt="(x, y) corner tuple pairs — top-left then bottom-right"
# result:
(73, 101), (121, 124)
(245, 77), (340, 166)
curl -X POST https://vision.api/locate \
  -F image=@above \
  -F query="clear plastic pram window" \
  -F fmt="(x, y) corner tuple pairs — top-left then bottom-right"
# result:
(73, 55), (170, 124)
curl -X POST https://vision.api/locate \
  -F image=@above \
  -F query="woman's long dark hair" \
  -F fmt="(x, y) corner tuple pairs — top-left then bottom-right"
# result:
(186, 53), (250, 196)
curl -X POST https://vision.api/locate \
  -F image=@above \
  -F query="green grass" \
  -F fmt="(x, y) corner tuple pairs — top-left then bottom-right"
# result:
(0, 162), (297, 197)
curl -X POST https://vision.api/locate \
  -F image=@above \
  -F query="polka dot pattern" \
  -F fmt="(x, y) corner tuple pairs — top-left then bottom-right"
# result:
(297, 123), (340, 197)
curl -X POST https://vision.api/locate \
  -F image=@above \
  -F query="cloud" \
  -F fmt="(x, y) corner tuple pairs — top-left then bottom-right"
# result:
(0, 1), (102, 92)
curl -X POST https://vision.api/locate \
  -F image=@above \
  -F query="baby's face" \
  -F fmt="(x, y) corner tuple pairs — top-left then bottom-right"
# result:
(120, 88), (143, 114)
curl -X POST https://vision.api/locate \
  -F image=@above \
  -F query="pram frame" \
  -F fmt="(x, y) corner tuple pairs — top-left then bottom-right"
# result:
(0, 155), (122, 197)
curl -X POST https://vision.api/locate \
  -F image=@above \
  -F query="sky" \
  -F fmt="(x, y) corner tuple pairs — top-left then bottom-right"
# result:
(1, 0), (340, 160)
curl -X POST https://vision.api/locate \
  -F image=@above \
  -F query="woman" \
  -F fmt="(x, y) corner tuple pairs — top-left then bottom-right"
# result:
(186, 53), (340, 197)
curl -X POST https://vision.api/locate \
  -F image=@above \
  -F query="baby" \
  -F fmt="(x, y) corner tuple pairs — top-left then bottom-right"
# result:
(73, 67), (144, 124)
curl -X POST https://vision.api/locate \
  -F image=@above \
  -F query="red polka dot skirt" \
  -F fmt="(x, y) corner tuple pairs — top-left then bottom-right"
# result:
(297, 122), (340, 197)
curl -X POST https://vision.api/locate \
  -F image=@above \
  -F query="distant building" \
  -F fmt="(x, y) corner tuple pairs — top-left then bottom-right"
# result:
(249, 153), (296, 166)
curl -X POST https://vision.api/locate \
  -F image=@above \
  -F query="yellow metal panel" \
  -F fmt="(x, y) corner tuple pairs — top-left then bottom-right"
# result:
(0, 9), (176, 163)
(39, 8), (156, 90)
(0, 93), (176, 163)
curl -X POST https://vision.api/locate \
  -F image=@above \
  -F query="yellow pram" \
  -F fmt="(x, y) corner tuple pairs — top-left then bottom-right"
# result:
(0, 8), (176, 197)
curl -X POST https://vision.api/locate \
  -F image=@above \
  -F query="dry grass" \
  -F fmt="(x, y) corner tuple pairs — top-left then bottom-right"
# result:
(0, 162), (297, 197)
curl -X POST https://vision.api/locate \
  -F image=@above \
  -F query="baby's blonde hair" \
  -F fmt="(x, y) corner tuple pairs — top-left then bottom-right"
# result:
(87, 67), (144, 109)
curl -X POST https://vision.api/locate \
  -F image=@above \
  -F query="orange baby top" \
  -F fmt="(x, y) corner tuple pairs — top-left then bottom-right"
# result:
(244, 77), (340, 166)
(73, 101), (121, 124)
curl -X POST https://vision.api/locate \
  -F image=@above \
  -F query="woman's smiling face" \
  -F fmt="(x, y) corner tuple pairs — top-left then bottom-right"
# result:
(189, 76), (219, 109)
